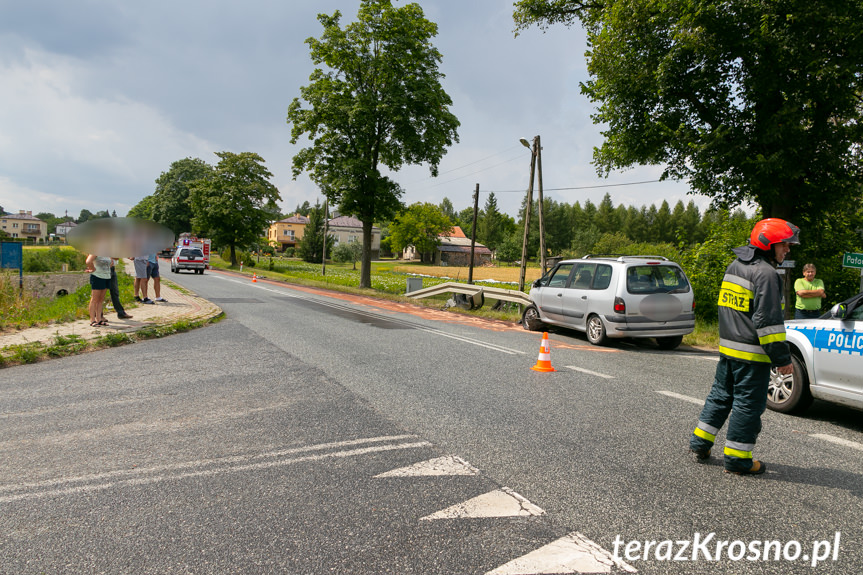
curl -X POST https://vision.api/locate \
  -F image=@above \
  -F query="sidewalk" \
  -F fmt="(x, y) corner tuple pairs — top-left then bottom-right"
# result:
(0, 261), (222, 350)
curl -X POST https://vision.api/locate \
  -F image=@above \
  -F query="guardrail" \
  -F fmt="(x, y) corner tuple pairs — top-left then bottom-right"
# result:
(405, 281), (531, 310)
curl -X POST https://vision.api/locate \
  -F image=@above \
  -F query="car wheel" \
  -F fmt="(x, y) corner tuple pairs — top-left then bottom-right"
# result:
(585, 314), (608, 345)
(767, 355), (813, 414)
(521, 306), (544, 331)
(656, 335), (683, 350)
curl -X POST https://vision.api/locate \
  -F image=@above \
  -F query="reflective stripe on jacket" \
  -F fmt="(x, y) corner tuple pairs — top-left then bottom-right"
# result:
(716, 248), (791, 366)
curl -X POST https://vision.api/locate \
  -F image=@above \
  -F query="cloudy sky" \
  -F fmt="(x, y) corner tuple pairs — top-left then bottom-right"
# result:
(0, 0), (700, 221)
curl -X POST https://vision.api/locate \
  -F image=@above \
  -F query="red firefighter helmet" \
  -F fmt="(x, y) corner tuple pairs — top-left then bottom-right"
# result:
(750, 218), (800, 250)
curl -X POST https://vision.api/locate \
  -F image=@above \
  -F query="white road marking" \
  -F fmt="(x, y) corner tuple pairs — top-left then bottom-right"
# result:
(420, 487), (544, 520)
(565, 366), (615, 379)
(810, 433), (863, 452)
(655, 390), (704, 405)
(0, 435), (427, 503)
(211, 273), (525, 355)
(486, 531), (637, 574)
(374, 455), (480, 478)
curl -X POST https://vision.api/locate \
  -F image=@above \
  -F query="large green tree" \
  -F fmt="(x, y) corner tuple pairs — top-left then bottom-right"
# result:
(152, 157), (214, 236)
(189, 152), (281, 266)
(388, 202), (452, 262)
(288, 0), (460, 288)
(514, 0), (863, 223)
(296, 201), (333, 264)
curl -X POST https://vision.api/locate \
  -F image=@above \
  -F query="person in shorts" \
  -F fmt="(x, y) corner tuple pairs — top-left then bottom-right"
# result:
(133, 255), (152, 303)
(86, 254), (111, 326)
(147, 253), (167, 303)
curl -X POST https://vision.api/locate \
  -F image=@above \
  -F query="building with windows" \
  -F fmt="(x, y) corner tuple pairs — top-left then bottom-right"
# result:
(267, 214), (309, 252)
(327, 216), (381, 259)
(0, 211), (47, 242)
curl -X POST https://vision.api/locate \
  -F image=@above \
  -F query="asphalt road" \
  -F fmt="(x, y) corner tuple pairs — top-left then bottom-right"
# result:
(1, 268), (861, 574)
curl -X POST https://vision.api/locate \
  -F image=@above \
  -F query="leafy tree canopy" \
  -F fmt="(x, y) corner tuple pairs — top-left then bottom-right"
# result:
(189, 152), (281, 266)
(514, 0), (863, 223)
(152, 157), (214, 236)
(127, 196), (155, 220)
(297, 200), (333, 264)
(288, 0), (460, 287)
(388, 202), (453, 261)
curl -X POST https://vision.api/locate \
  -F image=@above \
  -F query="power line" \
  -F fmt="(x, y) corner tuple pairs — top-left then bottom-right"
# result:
(486, 179), (662, 193)
(405, 151), (528, 191)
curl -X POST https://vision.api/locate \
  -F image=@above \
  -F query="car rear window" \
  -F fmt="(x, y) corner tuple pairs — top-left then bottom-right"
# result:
(180, 249), (204, 258)
(626, 265), (690, 294)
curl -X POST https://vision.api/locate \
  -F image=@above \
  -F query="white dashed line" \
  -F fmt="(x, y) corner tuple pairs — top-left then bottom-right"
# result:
(566, 366), (615, 379)
(655, 390), (704, 405)
(809, 433), (863, 452)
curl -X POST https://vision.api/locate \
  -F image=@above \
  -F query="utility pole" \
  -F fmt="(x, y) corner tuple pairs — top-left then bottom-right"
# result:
(321, 198), (328, 276)
(535, 135), (546, 275)
(468, 183), (479, 284)
(518, 139), (537, 293)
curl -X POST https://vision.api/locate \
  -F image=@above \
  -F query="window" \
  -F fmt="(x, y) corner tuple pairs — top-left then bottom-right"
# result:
(571, 263), (596, 289)
(627, 265), (690, 294)
(348, 235), (358, 243)
(546, 264), (573, 288)
(593, 265), (613, 290)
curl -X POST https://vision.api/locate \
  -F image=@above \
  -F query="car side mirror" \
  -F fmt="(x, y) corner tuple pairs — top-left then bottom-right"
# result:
(830, 303), (847, 319)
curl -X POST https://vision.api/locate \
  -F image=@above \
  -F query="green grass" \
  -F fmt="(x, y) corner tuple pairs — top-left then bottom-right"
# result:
(0, 269), (136, 331)
(683, 318), (719, 348)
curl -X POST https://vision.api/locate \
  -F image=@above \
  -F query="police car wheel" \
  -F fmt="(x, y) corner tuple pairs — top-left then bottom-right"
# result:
(767, 355), (813, 414)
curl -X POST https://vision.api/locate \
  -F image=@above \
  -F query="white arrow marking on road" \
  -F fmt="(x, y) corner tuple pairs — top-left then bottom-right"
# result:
(374, 455), (480, 477)
(420, 487), (544, 520)
(655, 390), (704, 405)
(486, 531), (637, 574)
(565, 366), (615, 379)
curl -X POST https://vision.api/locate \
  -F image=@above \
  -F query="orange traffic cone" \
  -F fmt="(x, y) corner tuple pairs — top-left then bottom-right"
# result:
(252, 273), (257, 283)
(531, 332), (556, 372)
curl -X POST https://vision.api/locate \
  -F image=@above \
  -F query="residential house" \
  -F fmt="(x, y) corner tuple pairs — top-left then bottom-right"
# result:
(327, 216), (381, 259)
(268, 214), (309, 252)
(55, 220), (78, 239)
(0, 211), (47, 242)
(402, 226), (492, 266)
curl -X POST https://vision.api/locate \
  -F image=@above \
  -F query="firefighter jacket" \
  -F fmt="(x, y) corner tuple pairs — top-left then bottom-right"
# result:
(717, 246), (791, 366)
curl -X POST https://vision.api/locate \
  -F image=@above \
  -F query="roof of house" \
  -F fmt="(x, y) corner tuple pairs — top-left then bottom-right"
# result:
(276, 214), (309, 224)
(437, 235), (488, 250)
(57, 220), (77, 227)
(327, 215), (379, 230)
(1, 212), (44, 222)
(442, 225), (467, 239)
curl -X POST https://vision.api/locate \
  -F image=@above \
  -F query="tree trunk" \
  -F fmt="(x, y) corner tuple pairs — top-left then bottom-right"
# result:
(230, 244), (237, 266)
(360, 220), (372, 288)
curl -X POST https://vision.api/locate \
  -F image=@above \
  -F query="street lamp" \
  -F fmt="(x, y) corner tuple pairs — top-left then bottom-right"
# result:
(518, 135), (546, 293)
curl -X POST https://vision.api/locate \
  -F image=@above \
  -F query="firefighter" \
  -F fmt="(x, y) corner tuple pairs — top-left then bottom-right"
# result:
(690, 218), (799, 475)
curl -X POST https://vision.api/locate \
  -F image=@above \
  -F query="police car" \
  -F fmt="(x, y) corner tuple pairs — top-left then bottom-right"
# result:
(767, 292), (863, 413)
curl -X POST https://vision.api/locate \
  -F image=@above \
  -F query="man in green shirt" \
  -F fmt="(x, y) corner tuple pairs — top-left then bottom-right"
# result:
(794, 263), (826, 319)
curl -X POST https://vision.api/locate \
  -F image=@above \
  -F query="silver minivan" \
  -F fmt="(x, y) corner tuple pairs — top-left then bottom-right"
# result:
(522, 255), (695, 349)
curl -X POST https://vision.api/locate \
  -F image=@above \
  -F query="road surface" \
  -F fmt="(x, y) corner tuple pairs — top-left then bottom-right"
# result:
(1, 268), (861, 574)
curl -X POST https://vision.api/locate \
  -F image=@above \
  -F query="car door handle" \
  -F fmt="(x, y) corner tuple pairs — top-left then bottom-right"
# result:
(557, 293), (563, 297)
(581, 296), (587, 300)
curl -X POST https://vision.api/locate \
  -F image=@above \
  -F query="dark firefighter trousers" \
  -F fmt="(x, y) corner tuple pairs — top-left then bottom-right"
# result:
(690, 356), (772, 472)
